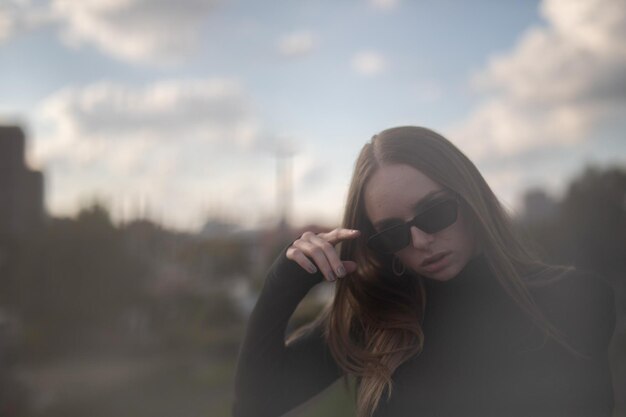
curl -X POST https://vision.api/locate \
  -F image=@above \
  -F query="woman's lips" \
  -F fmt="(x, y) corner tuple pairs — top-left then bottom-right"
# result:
(421, 252), (450, 273)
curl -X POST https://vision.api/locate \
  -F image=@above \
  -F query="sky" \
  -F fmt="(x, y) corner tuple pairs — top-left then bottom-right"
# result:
(1, 0), (625, 232)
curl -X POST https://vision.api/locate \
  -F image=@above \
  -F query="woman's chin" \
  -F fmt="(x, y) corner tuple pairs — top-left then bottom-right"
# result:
(421, 267), (457, 282)
(414, 254), (460, 282)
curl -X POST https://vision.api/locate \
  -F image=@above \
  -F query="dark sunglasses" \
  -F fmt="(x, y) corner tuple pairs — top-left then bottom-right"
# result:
(366, 195), (459, 254)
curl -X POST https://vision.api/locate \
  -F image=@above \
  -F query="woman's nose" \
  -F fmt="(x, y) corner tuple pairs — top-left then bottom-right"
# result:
(410, 225), (435, 250)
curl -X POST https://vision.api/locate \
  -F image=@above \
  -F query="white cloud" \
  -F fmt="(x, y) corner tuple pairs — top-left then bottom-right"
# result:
(292, 154), (330, 189)
(369, 0), (400, 11)
(34, 78), (258, 162)
(351, 50), (387, 76)
(448, 98), (606, 161)
(31, 77), (265, 229)
(277, 30), (316, 58)
(51, 0), (219, 65)
(0, 0), (219, 64)
(0, 6), (15, 42)
(0, 0), (52, 43)
(542, 0), (626, 56)
(29, 78), (329, 230)
(449, 0), (626, 162)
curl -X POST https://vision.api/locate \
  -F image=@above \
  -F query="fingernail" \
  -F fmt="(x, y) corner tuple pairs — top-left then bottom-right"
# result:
(336, 266), (345, 277)
(328, 272), (336, 281)
(308, 265), (317, 274)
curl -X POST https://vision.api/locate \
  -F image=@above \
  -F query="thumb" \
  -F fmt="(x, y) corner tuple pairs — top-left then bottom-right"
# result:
(342, 260), (358, 275)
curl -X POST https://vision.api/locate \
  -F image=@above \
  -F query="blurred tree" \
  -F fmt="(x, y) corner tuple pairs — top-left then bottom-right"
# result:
(14, 202), (150, 356)
(179, 237), (250, 280)
(520, 165), (626, 282)
(559, 166), (626, 279)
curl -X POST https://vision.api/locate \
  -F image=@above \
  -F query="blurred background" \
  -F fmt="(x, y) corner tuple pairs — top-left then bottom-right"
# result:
(0, 0), (625, 416)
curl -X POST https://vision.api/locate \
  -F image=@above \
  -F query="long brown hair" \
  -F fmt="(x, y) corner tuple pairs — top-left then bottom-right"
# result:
(288, 126), (574, 417)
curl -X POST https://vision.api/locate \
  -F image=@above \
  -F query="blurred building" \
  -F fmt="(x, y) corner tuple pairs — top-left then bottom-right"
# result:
(0, 125), (45, 238)
(521, 188), (557, 223)
(198, 218), (238, 239)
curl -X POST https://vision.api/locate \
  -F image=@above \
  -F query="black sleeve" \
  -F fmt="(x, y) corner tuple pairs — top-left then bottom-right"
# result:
(232, 247), (343, 417)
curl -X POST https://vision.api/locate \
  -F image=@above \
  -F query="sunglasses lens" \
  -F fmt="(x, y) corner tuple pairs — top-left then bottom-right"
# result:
(415, 199), (458, 234)
(367, 225), (410, 254)
(367, 198), (459, 254)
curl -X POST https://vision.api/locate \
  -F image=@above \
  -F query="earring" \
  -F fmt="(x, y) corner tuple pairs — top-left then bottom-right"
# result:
(392, 255), (405, 276)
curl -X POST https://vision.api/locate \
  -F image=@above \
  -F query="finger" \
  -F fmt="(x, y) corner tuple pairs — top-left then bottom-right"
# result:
(309, 234), (346, 278)
(286, 247), (318, 274)
(342, 260), (358, 275)
(292, 240), (336, 281)
(319, 228), (361, 245)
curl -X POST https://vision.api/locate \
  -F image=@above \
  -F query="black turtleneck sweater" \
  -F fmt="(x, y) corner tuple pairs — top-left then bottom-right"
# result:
(233, 249), (615, 417)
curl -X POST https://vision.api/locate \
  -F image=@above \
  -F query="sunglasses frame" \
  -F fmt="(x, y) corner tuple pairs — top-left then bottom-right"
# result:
(366, 193), (460, 254)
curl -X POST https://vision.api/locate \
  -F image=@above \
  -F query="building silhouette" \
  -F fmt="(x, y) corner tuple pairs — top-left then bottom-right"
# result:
(0, 125), (45, 238)
(520, 188), (557, 224)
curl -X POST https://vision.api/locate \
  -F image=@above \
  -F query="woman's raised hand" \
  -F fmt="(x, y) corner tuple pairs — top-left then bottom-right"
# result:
(286, 228), (361, 282)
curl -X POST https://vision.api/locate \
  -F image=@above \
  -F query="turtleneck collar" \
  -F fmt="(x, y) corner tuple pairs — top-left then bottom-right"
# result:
(422, 252), (495, 293)
(420, 252), (516, 325)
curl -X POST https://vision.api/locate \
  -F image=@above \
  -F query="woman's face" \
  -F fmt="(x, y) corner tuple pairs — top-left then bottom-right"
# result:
(364, 163), (479, 282)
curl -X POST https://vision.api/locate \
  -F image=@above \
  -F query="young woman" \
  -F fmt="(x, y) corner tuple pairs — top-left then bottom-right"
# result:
(233, 126), (615, 417)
